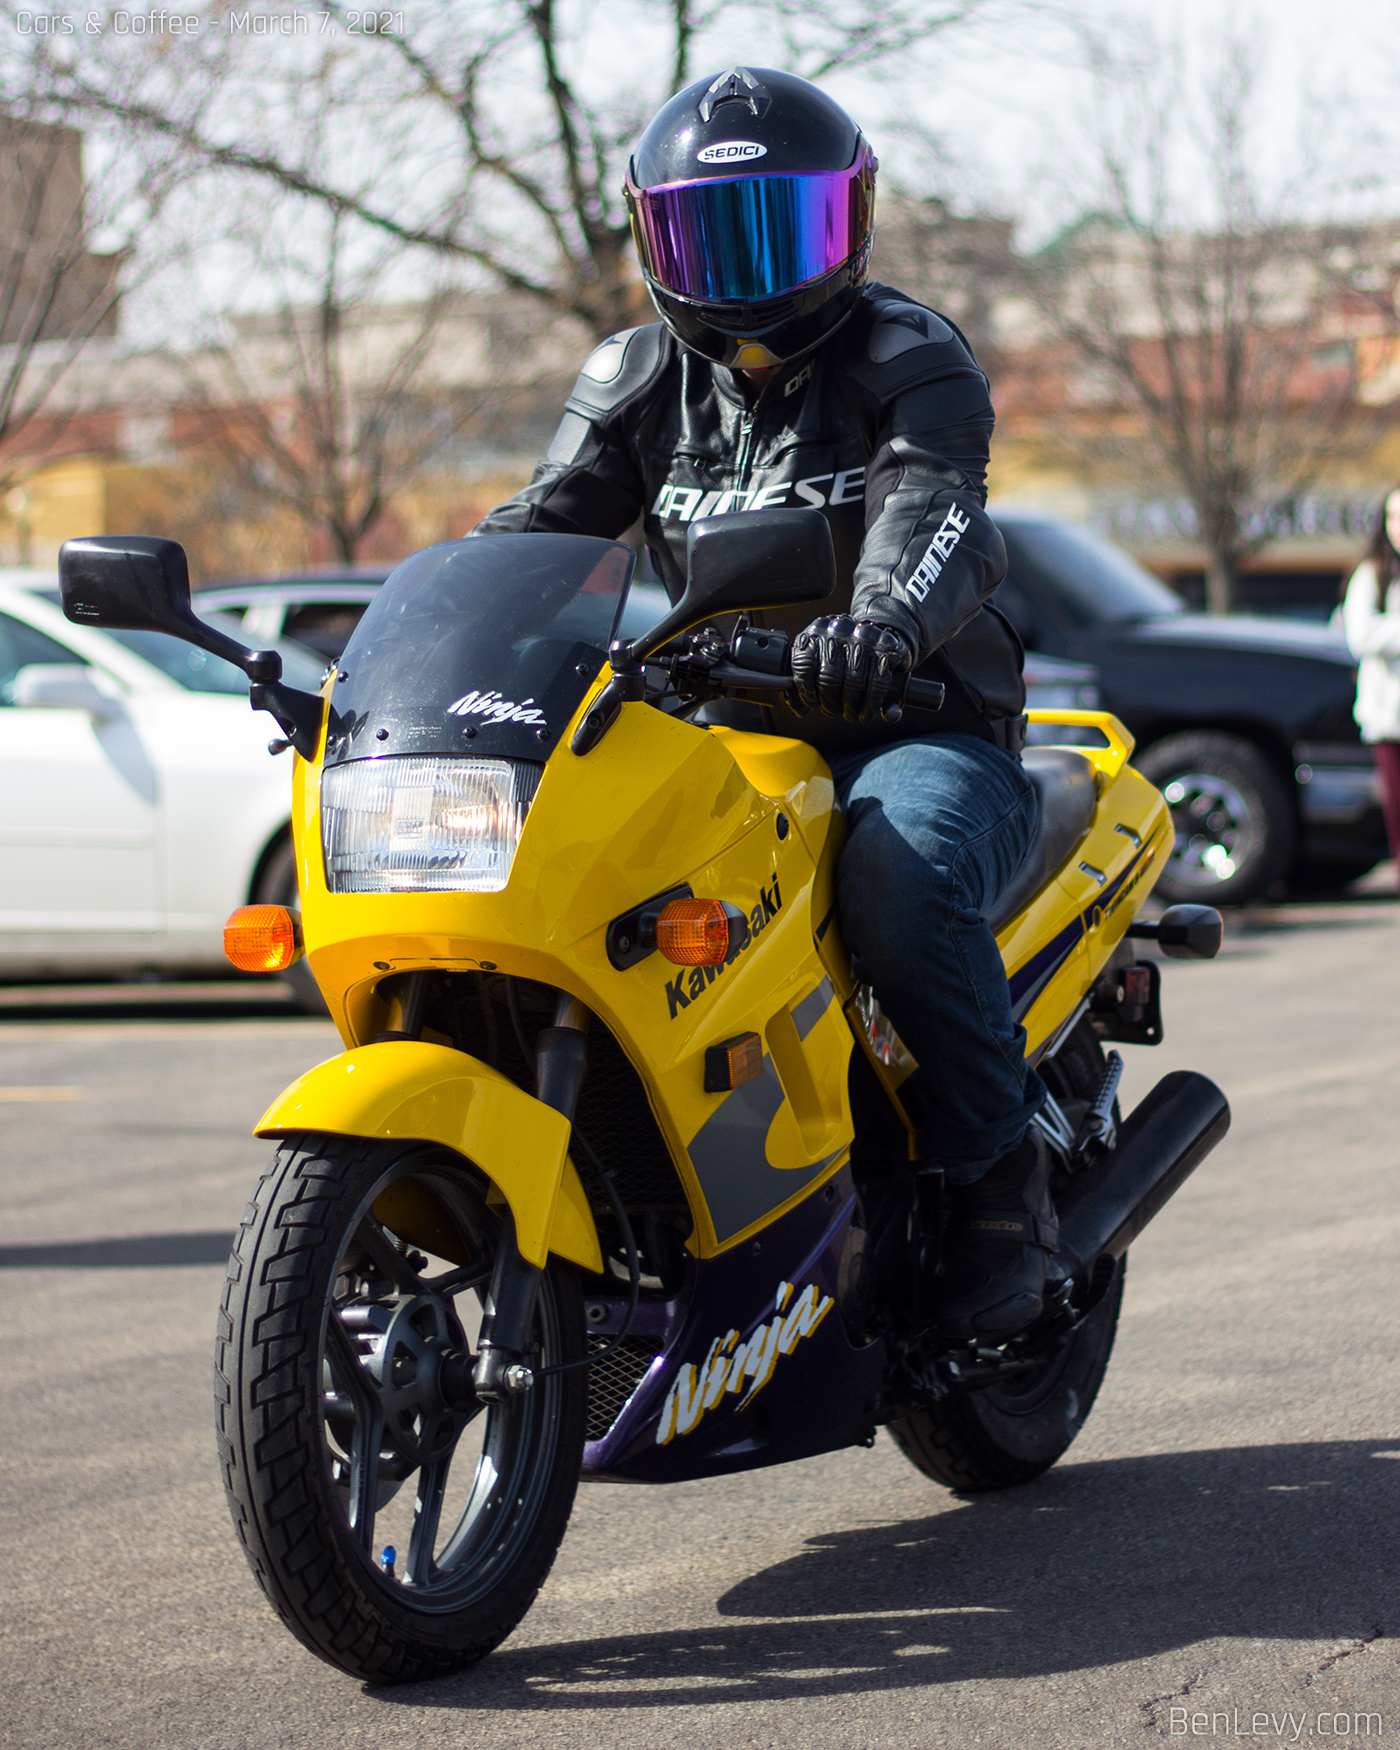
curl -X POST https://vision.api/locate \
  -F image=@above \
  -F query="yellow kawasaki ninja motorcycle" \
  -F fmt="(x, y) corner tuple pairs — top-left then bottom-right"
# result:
(59, 512), (1228, 1684)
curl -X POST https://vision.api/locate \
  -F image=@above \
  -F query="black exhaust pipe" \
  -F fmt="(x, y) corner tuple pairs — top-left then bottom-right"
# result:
(1050, 1071), (1230, 1279)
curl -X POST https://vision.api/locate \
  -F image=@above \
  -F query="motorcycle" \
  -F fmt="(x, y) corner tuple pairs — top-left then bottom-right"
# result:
(58, 510), (1229, 1684)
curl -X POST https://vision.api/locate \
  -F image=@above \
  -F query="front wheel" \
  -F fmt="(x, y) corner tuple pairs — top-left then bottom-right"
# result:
(215, 1134), (587, 1683)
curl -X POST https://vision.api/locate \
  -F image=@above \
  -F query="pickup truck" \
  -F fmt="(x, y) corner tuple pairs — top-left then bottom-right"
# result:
(991, 508), (1385, 904)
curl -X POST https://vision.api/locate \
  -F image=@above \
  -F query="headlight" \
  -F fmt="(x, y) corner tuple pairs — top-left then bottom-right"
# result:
(321, 756), (539, 894)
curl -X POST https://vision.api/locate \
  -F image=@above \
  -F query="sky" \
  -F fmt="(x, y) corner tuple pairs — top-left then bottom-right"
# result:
(826, 0), (1400, 223)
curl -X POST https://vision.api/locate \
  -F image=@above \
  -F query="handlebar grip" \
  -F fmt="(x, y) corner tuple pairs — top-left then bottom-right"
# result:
(904, 677), (946, 710)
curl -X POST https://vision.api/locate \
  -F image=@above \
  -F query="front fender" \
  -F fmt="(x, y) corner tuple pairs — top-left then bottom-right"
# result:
(255, 1042), (603, 1273)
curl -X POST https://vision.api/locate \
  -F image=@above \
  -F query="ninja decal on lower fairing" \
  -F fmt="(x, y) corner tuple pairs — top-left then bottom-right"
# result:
(655, 1279), (833, 1444)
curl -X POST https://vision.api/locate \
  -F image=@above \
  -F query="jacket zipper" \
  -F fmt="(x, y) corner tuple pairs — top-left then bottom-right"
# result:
(735, 409), (757, 506)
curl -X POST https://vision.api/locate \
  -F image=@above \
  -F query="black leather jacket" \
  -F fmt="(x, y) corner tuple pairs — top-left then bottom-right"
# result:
(477, 282), (1025, 758)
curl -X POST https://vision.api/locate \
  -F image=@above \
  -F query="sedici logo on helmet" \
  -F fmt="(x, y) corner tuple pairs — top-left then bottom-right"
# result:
(696, 141), (767, 164)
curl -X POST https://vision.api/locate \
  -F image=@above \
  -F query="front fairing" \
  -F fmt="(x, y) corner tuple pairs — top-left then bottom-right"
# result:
(293, 692), (849, 1258)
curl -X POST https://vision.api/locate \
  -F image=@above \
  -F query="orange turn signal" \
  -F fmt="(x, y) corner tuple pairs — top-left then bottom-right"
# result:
(655, 898), (730, 966)
(704, 1032), (764, 1093)
(224, 904), (299, 972)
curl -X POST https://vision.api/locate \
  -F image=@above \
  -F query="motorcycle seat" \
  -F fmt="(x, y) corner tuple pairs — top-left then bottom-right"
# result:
(985, 748), (1098, 933)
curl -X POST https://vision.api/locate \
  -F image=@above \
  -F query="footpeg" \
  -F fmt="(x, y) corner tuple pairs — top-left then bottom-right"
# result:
(1073, 1050), (1123, 1156)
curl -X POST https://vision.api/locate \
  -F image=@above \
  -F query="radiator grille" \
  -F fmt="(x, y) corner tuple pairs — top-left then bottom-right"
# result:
(585, 1335), (663, 1440)
(432, 974), (693, 1244)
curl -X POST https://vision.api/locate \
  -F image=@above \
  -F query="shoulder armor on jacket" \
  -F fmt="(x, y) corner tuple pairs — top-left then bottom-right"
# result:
(566, 323), (669, 419)
(843, 287), (986, 403)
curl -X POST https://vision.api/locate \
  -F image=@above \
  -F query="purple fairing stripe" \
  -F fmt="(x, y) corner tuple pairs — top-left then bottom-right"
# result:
(580, 1161), (886, 1485)
(1007, 841), (1154, 1020)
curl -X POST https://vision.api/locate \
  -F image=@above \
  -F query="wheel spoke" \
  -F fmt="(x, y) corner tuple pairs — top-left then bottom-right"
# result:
(324, 1309), (383, 1553)
(405, 1456), (452, 1586)
(436, 1429), (509, 1572)
(354, 1214), (424, 1291)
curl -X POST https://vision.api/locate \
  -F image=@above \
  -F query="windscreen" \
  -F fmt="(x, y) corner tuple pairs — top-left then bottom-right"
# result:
(998, 518), (1183, 627)
(325, 534), (635, 766)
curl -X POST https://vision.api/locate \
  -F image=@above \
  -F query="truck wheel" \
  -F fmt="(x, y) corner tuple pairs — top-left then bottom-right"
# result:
(1136, 730), (1295, 905)
(216, 1134), (587, 1683)
(255, 836), (328, 1015)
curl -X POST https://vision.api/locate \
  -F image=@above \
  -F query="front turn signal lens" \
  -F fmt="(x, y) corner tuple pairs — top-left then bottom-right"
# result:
(656, 898), (730, 966)
(224, 904), (299, 972)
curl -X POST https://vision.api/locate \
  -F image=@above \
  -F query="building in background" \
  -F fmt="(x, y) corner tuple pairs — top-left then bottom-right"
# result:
(3, 177), (1398, 603)
(0, 119), (123, 346)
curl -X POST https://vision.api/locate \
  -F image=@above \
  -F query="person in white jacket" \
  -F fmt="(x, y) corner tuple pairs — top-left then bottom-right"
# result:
(1342, 486), (1400, 871)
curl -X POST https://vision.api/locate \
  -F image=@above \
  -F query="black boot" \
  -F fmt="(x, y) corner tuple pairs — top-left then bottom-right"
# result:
(939, 1129), (1058, 1341)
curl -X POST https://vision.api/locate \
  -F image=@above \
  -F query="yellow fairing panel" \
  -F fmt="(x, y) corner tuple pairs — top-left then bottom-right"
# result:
(998, 712), (1172, 1057)
(254, 1041), (602, 1273)
(292, 700), (770, 1048)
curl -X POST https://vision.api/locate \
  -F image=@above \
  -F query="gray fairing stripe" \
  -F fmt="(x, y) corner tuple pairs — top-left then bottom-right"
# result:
(687, 1054), (837, 1245)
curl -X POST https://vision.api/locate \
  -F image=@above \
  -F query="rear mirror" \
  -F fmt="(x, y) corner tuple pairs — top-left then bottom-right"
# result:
(630, 508), (836, 660)
(59, 535), (275, 680)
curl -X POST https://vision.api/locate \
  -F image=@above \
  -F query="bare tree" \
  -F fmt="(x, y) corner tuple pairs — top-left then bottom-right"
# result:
(184, 207), (530, 563)
(24, 0), (1001, 345)
(1021, 30), (1394, 614)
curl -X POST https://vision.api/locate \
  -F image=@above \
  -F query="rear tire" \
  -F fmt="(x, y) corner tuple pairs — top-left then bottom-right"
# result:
(886, 1259), (1125, 1491)
(886, 1018), (1125, 1491)
(1136, 730), (1295, 906)
(215, 1134), (587, 1682)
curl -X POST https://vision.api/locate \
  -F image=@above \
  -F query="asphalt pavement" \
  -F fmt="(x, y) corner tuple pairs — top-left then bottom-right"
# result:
(2, 887), (1399, 1749)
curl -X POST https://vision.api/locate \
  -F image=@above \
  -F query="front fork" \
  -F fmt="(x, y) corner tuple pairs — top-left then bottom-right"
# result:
(472, 992), (591, 1402)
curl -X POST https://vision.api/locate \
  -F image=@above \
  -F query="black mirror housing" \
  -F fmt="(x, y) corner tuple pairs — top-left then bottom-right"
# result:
(62, 534), (194, 633)
(60, 535), (262, 675)
(58, 533), (326, 757)
(684, 507), (836, 615)
(626, 508), (836, 664)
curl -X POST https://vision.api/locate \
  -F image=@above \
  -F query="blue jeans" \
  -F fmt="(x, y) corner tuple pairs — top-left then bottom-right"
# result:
(832, 733), (1047, 1184)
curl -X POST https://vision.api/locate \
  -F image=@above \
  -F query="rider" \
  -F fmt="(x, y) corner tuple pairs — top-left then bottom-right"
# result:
(476, 66), (1055, 1340)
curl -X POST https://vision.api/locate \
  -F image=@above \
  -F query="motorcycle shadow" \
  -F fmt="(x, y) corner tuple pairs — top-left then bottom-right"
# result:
(379, 1438), (1399, 1708)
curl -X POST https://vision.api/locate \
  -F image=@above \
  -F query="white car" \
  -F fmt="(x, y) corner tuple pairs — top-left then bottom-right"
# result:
(0, 572), (327, 997)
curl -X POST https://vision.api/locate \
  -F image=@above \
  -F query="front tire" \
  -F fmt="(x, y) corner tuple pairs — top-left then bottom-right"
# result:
(215, 1134), (587, 1683)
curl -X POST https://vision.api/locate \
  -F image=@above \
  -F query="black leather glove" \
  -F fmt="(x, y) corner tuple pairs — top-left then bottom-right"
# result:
(791, 615), (915, 723)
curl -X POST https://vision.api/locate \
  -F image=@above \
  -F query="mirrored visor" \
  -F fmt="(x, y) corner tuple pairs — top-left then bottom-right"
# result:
(626, 147), (874, 303)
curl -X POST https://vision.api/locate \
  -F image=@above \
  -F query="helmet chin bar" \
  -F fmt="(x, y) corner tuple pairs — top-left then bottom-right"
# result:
(731, 342), (783, 369)
(647, 248), (868, 371)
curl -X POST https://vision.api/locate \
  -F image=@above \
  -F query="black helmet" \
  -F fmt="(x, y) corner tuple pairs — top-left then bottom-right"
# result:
(624, 66), (876, 370)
